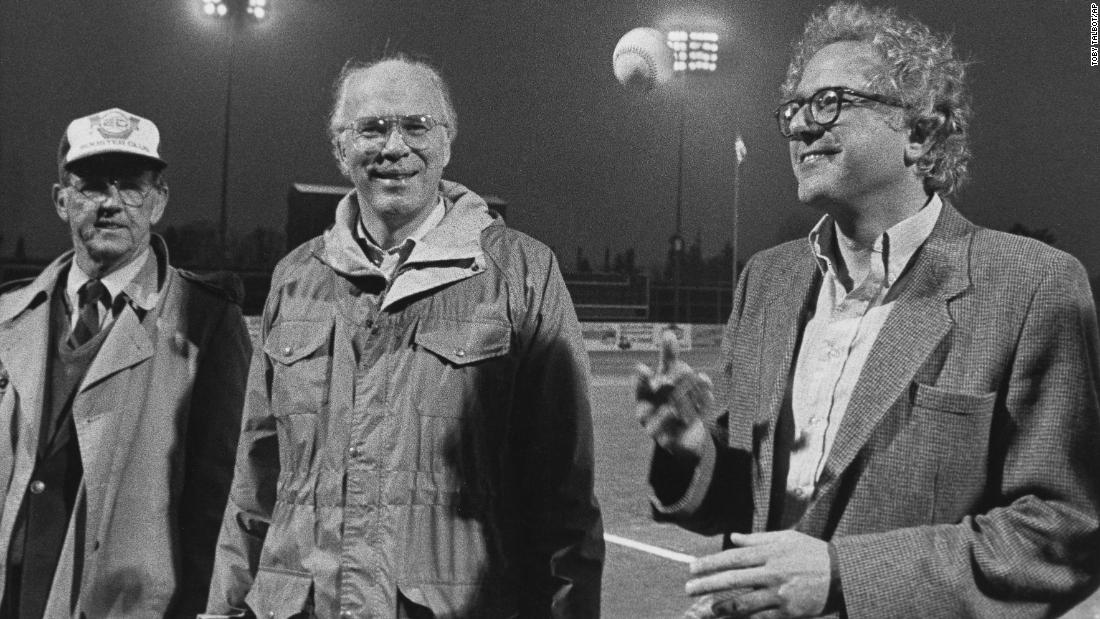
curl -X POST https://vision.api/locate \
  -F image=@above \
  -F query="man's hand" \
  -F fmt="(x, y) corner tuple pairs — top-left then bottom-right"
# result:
(685, 531), (832, 618)
(634, 329), (713, 462)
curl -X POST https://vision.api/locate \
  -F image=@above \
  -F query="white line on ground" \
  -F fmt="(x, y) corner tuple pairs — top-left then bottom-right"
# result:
(604, 533), (696, 564)
(590, 376), (634, 387)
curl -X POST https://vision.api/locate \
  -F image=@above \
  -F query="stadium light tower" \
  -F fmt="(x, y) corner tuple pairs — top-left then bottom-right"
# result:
(203, 0), (269, 21)
(665, 30), (718, 324)
(202, 0), (269, 265)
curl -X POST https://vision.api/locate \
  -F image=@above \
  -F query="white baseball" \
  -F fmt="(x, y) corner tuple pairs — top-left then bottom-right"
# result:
(613, 27), (674, 90)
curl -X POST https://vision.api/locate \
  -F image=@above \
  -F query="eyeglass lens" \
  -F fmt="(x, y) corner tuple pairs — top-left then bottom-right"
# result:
(351, 115), (439, 147)
(73, 177), (150, 206)
(778, 89), (842, 136)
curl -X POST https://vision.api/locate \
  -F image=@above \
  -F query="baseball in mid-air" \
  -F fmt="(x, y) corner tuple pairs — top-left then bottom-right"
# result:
(613, 27), (674, 91)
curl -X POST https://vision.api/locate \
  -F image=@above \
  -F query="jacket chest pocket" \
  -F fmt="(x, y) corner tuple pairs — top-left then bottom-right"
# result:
(264, 320), (334, 417)
(409, 319), (514, 490)
(910, 383), (997, 521)
(412, 319), (513, 418)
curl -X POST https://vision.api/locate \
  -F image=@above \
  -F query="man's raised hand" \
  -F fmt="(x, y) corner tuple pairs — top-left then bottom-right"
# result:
(634, 329), (713, 462)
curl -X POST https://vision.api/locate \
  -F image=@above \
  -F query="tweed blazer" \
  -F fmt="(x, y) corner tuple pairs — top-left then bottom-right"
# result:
(651, 203), (1100, 617)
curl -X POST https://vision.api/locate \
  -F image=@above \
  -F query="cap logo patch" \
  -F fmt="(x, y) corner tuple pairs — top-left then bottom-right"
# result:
(62, 107), (165, 168)
(92, 110), (139, 140)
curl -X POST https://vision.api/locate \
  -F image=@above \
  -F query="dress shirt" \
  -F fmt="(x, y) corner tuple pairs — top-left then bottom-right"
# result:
(64, 248), (158, 331)
(780, 194), (942, 526)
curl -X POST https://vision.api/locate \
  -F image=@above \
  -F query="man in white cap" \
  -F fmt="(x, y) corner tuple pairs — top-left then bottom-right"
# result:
(0, 108), (251, 617)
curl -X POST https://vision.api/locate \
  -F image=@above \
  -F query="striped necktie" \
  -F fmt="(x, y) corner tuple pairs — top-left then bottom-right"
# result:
(69, 279), (109, 347)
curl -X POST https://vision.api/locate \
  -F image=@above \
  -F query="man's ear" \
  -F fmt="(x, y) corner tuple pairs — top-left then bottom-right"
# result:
(906, 109), (950, 163)
(53, 183), (69, 222)
(332, 136), (351, 178)
(149, 185), (168, 225)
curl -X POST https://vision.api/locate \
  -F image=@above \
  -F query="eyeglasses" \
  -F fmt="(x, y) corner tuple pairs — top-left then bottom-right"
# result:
(344, 114), (448, 148)
(775, 86), (905, 138)
(68, 175), (158, 207)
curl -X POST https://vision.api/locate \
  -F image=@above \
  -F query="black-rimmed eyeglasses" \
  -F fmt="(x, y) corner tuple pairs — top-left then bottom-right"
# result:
(345, 114), (448, 149)
(774, 86), (905, 138)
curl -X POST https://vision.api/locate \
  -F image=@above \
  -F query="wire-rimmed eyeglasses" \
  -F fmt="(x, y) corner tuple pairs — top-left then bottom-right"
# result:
(344, 114), (448, 149)
(68, 175), (159, 207)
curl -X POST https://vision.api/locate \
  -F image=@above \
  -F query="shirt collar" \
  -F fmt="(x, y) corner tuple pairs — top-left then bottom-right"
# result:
(807, 193), (943, 287)
(66, 247), (158, 312)
(355, 196), (446, 261)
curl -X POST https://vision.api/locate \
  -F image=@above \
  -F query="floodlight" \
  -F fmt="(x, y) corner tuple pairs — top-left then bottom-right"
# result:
(667, 31), (719, 72)
(247, 0), (268, 20)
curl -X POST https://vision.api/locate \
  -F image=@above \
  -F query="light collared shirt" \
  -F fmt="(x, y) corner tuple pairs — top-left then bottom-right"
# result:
(651, 195), (945, 523)
(780, 194), (943, 526)
(64, 247), (159, 331)
(355, 196), (446, 280)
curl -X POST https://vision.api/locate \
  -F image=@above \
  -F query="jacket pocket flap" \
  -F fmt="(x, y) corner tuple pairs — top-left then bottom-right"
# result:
(264, 321), (329, 365)
(244, 568), (312, 619)
(415, 319), (510, 365)
(912, 383), (996, 415)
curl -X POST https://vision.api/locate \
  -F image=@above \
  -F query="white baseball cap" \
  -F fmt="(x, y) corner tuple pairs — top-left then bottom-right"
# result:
(61, 107), (166, 169)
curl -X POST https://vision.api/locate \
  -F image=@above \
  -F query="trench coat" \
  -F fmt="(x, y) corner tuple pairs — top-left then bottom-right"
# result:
(0, 237), (250, 618)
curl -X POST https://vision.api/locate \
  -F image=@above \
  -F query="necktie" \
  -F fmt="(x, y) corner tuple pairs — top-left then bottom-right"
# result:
(69, 279), (109, 347)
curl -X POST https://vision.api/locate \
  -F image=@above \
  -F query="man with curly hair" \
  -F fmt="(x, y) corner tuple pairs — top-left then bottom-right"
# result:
(637, 2), (1100, 617)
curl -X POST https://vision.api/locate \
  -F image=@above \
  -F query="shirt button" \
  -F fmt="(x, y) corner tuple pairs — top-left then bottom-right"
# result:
(282, 346), (293, 356)
(454, 348), (466, 358)
(348, 445), (360, 458)
(29, 480), (46, 494)
(793, 486), (811, 499)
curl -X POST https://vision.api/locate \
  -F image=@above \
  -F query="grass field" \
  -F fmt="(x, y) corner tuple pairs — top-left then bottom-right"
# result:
(588, 349), (1100, 618)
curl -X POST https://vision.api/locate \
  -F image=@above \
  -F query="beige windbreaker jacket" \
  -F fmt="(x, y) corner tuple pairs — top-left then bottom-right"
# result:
(206, 181), (604, 618)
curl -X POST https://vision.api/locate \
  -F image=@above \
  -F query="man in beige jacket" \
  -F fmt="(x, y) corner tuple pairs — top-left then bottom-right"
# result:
(0, 108), (250, 618)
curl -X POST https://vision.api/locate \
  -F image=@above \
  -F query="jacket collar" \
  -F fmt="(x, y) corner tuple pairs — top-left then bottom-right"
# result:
(0, 236), (171, 449)
(808, 194), (944, 288)
(318, 180), (497, 309)
(0, 235), (171, 326)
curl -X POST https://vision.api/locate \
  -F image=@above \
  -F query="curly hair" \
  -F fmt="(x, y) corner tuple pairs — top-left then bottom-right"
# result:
(327, 53), (458, 144)
(782, 2), (971, 196)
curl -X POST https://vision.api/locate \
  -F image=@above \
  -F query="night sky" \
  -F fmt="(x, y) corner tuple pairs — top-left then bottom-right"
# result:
(2, 0), (1098, 276)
